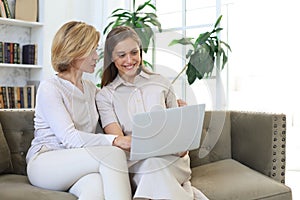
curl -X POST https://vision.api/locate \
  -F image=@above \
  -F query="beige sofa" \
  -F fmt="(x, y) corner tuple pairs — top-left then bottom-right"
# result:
(0, 109), (292, 200)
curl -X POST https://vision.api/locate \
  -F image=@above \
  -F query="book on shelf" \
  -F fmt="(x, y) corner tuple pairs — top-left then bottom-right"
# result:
(2, 43), (41, 65)
(0, 86), (8, 108)
(2, 0), (12, 18)
(0, 42), (20, 64)
(22, 44), (37, 65)
(13, 86), (20, 108)
(0, 87), (5, 109)
(0, 42), (3, 63)
(3, 42), (10, 63)
(0, 85), (35, 109)
(7, 86), (14, 108)
(9, 43), (13, 63)
(13, 43), (20, 64)
(0, 0), (7, 18)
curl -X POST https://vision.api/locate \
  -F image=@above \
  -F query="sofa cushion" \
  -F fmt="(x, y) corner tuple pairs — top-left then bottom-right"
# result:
(0, 123), (12, 174)
(0, 174), (77, 200)
(0, 110), (35, 175)
(191, 159), (292, 200)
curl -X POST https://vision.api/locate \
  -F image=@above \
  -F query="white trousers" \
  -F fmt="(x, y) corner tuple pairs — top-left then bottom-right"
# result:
(129, 155), (209, 200)
(129, 155), (193, 200)
(27, 146), (132, 200)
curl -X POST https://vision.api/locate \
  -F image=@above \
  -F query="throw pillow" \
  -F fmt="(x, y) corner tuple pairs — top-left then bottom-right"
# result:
(0, 122), (12, 174)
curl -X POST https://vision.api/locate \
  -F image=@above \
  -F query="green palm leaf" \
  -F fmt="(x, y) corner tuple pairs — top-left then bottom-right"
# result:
(170, 15), (231, 84)
(169, 38), (194, 46)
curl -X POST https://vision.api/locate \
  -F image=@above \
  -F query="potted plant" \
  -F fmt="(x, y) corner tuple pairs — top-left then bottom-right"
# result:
(169, 15), (231, 85)
(102, 0), (161, 68)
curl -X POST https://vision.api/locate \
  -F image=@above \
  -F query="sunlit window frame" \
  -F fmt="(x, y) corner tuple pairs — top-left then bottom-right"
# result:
(153, 0), (227, 108)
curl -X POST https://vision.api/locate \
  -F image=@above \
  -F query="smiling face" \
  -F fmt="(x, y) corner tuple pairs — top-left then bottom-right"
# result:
(112, 37), (141, 83)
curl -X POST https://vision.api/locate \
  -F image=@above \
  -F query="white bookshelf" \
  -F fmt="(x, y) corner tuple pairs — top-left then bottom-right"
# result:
(0, 13), (44, 86)
(0, 63), (42, 69)
(0, 17), (43, 69)
(0, 1), (43, 109)
(0, 17), (43, 28)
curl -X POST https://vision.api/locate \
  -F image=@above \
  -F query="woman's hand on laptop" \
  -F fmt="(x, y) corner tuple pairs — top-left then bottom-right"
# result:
(104, 122), (131, 151)
(177, 99), (187, 107)
(175, 151), (188, 157)
(176, 101), (189, 157)
(113, 135), (131, 151)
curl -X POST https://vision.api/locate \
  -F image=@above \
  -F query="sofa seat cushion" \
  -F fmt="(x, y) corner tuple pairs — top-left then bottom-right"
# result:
(0, 123), (12, 174)
(191, 159), (292, 200)
(0, 174), (77, 200)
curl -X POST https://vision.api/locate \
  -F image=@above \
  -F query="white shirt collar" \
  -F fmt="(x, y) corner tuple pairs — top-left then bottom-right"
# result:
(109, 70), (151, 89)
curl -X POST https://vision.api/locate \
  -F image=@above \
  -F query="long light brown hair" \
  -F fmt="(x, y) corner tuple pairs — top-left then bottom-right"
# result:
(101, 26), (152, 87)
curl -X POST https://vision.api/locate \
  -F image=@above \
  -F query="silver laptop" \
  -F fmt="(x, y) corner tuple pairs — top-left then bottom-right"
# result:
(129, 104), (205, 161)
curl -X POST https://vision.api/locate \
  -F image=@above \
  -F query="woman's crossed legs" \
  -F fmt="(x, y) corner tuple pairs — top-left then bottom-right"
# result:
(27, 146), (131, 200)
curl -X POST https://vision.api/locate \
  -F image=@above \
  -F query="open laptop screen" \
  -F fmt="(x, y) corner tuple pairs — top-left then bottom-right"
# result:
(129, 104), (205, 161)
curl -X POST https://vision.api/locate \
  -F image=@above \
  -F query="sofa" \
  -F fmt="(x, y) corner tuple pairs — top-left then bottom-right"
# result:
(0, 109), (292, 200)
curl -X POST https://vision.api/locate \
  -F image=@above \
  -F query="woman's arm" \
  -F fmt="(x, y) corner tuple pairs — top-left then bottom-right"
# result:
(104, 122), (131, 151)
(177, 99), (187, 107)
(36, 81), (116, 147)
(103, 122), (124, 136)
(177, 99), (188, 157)
(96, 88), (131, 151)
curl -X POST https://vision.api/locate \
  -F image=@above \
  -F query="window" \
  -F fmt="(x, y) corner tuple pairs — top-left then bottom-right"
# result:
(154, 0), (231, 110)
(100, 0), (232, 110)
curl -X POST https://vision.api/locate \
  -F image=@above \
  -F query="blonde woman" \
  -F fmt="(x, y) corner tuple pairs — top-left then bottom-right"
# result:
(26, 21), (132, 200)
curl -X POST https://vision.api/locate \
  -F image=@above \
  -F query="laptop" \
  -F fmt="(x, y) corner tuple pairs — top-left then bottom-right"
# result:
(129, 104), (205, 161)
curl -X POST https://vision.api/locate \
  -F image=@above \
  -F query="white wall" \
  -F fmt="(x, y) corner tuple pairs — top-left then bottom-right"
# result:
(36, 0), (99, 83)
(37, 0), (130, 84)
(228, 0), (300, 119)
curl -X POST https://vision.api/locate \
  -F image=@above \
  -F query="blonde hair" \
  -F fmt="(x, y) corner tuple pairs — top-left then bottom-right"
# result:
(51, 21), (100, 72)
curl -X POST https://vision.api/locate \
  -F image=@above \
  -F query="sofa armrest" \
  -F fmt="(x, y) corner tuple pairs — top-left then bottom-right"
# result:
(230, 111), (287, 183)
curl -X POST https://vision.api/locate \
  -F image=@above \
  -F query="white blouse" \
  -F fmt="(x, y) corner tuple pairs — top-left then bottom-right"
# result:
(26, 76), (116, 163)
(97, 72), (207, 200)
(96, 71), (178, 135)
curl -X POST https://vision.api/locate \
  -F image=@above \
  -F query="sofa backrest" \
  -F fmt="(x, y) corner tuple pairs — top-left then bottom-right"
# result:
(0, 109), (233, 175)
(0, 110), (35, 175)
(0, 122), (13, 174)
(189, 111), (232, 167)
